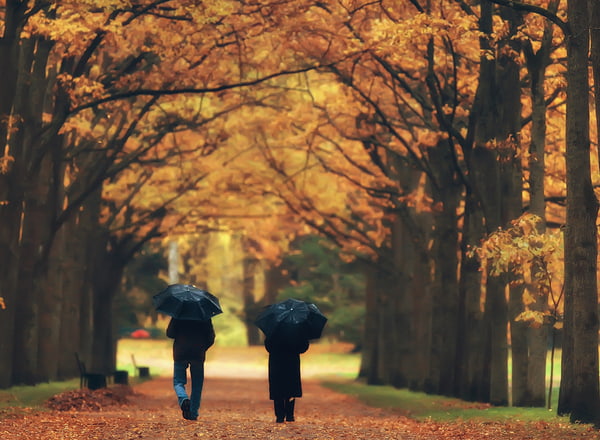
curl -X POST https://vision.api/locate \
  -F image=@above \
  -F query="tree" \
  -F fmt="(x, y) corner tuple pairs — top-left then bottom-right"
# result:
(0, 0), (322, 385)
(558, 0), (600, 425)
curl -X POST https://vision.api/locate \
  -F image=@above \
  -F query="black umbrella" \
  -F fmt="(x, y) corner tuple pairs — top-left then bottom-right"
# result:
(153, 284), (222, 321)
(255, 298), (327, 342)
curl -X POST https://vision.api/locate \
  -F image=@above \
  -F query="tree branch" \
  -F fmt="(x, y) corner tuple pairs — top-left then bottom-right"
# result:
(69, 65), (325, 114)
(487, 0), (570, 36)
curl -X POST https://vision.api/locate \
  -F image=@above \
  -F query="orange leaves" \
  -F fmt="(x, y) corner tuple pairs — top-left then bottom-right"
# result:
(4, 374), (600, 440)
(45, 386), (133, 412)
(0, 153), (14, 174)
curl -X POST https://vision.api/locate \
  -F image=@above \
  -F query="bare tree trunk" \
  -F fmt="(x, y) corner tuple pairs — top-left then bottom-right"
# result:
(359, 263), (381, 384)
(592, 0), (600, 169)
(558, 0), (600, 424)
(456, 193), (486, 402)
(426, 142), (461, 396)
(389, 208), (422, 389)
(511, 0), (559, 408)
(36, 235), (64, 382)
(56, 215), (85, 380)
(0, 2), (26, 388)
(242, 254), (262, 346)
(409, 249), (431, 392)
(90, 236), (124, 374)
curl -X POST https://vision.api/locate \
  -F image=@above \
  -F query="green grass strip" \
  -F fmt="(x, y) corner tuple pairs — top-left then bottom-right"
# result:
(322, 380), (567, 423)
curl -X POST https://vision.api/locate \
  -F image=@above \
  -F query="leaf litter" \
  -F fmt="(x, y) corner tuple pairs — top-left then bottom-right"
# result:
(1, 376), (600, 440)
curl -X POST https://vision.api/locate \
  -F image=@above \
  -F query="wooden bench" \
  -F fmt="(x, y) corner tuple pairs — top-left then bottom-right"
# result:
(131, 354), (150, 378)
(75, 353), (107, 390)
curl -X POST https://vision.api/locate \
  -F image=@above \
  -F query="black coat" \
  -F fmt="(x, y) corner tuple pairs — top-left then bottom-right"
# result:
(265, 337), (309, 400)
(166, 318), (215, 362)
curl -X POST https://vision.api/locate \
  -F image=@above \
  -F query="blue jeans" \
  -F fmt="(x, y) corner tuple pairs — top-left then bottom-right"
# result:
(173, 360), (205, 418)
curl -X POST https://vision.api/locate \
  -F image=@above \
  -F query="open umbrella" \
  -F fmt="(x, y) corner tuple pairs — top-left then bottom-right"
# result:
(255, 298), (327, 342)
(153, 284), (222, 321)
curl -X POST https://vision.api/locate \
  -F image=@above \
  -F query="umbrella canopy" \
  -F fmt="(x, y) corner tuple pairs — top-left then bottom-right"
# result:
(153, 284), (222, 321)
(255, 298), (327, 342)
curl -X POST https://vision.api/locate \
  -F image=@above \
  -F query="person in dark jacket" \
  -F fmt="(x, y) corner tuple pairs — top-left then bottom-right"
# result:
(166, 318), (215, 421)
(265, 335), (309, 423)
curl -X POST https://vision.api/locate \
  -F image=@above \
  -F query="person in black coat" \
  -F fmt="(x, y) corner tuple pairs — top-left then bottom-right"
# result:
(265, 335), (310, 423)
(167, 318), (215, 421)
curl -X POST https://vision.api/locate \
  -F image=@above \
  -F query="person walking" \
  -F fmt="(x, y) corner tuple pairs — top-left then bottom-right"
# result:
(265, 334), (310, 423)
(166, 317), (215, 421)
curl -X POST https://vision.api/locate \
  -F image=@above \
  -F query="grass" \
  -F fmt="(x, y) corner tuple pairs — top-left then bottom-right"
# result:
(323, 380), (564, 423)
(0, 379), (80, 409)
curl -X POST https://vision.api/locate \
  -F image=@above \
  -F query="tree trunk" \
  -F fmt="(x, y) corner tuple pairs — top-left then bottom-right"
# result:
(409, 248), (432, 392)
(91, 238), (124, 374)
(508, 283), (528, 405)
(359, 262), (382, 384)
(456, 193), (486, 402)
(427, 142), (461, 396)
(390, 214), (419, 389)
(591, 0), (600, 170)
(242, 254), (262, 346)
(11, 36), (56, 385)
(0, 2), (29, 389)
(558, 0), (600, 424)
(37, 238), (64, 382)
(56, 215), (85, 380)
(506, 0), (558, 408)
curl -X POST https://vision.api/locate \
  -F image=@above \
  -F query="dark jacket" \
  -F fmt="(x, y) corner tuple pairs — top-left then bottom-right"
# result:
(166, 318), (215, 362)
(265, 337), (309, 400)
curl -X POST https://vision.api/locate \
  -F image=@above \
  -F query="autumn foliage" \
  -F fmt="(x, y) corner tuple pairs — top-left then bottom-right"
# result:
(1, 0), (600, 428)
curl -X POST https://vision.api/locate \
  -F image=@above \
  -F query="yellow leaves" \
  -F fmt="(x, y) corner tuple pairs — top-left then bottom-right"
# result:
(522, 290), (537, 306)
(473, 213), (561, 277)
(57, 74), (108, 107)
(472, 213), (564, 326)
(515, 310), (545, 328)
(0, 296), (5, 309)
(28, 5), (108, 56)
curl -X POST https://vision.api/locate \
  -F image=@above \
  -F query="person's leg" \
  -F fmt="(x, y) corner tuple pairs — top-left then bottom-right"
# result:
(285, 398), (296, 422)
(173, 360), (192, 419)
(188, 359), (205, 419)
(173, 360), (189, 405)
(273, 399), (286, 423)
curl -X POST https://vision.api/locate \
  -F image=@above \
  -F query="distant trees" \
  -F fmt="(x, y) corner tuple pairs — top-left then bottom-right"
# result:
(277, 235), (365, 349)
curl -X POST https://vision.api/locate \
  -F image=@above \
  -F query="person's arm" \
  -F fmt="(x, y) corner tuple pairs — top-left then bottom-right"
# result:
(298, 339), (309, 354)
(264, 338), (275, 353)
(166, 318), (177, 339)
(205, 320), (215, 349)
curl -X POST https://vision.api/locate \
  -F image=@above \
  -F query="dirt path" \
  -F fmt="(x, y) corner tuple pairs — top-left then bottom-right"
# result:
(0, 375), (424, 440)
(2, 373), (600, 439)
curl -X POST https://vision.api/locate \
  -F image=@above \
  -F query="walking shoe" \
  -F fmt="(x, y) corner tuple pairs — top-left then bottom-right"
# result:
(180, 398), (192, 420)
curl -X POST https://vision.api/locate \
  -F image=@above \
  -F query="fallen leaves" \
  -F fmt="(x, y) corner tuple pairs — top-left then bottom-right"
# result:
(1, 377), (600, 440)
(45, 385), (133, 411)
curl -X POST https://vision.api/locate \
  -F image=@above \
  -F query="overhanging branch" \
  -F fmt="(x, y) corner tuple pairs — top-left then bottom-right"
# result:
(69, 65), (326, 114)
(487, 0), (570, 36)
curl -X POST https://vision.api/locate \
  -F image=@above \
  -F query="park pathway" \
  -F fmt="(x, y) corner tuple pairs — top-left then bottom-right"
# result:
(0, 377), (600, 440)
(2, 368), (600, 439)
(0, 374), (433, 440)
